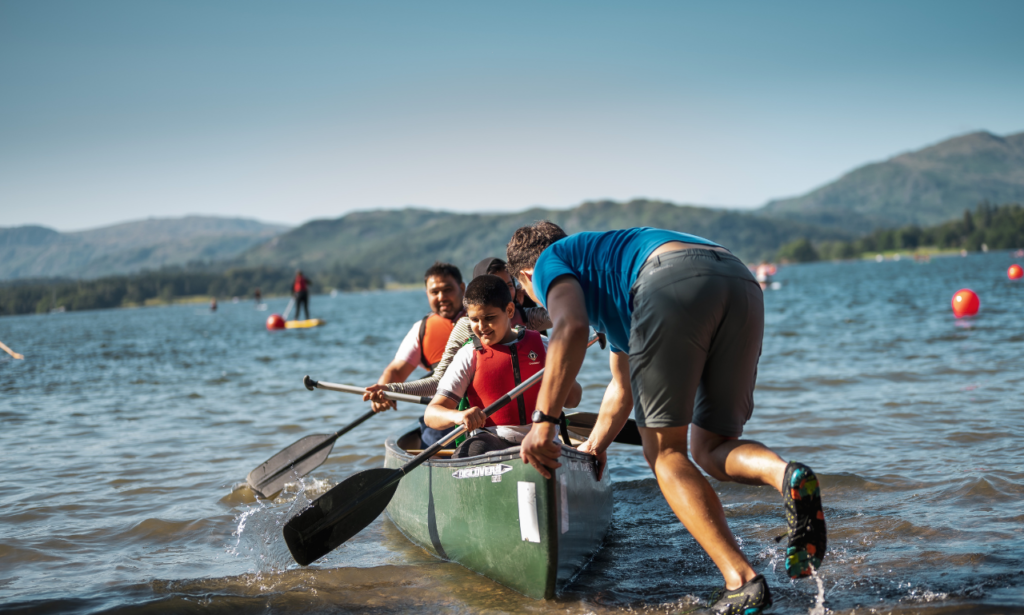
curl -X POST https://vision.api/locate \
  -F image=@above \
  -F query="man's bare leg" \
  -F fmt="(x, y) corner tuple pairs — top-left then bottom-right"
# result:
(640, 425), (758, 590)
(689, 424), (787, 495)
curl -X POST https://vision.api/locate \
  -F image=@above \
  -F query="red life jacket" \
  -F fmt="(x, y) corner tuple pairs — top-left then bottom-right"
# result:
(466, 329), (545, 427)
(293, 276), (308, 293)
(417, 311), (464, 370)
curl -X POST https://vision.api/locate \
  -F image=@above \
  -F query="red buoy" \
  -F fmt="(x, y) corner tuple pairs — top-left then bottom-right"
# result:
(1009, 264), (1024, 280)
(951, 289), (980, 318)
(266, 314), (286, 330)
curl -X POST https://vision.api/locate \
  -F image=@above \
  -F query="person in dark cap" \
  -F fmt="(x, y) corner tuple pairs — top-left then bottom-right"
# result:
(472, 257), (514, 297)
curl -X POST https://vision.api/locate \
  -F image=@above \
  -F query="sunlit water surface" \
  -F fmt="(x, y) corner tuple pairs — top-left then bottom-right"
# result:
(2, 252), (1024, 614)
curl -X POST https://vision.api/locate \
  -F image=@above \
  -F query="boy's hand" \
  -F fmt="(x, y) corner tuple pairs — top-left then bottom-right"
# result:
(362, 384), (396, 413)
(456, 406), (487, 432)
(520, 422), (562, 479)
(576, 440), (607, 481)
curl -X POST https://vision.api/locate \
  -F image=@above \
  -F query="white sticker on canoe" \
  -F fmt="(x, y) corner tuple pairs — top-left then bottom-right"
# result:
(518, 481), (541, 543)
(560, 474), (569, 534)
(452, 464), (513, 480)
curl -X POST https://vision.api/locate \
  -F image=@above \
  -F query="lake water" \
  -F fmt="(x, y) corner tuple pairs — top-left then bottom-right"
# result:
(2, 252), (1024, 614)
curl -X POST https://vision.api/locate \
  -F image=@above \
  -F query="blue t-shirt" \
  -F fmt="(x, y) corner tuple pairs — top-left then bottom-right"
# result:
(532, 228), (719, 353)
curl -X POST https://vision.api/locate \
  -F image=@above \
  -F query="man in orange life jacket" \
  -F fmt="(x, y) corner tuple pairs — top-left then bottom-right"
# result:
(371, 262), (466, 413)
(423, 274), (582, 458)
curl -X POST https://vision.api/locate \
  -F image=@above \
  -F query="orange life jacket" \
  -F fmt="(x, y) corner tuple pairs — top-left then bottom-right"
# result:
(465, 329), (545, 427)
(417, 311), (464, 370)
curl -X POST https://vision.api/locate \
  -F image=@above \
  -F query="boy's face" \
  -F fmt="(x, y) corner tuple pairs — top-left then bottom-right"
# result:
(466, 302), (517, 346)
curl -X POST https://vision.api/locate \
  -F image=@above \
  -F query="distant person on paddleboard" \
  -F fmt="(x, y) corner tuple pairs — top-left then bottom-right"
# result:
(422, 274), (581, 458)
(506, 222), (827, 614)
(254, 287), (262, 305)
(365, 257), (553, 446)
(292, 271), (311, 320)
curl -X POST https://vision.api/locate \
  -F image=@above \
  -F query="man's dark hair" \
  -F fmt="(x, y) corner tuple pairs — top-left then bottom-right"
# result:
(463, 275), (512, 310)
(423, 261), (463, 285)
(506, 221), (568, 278)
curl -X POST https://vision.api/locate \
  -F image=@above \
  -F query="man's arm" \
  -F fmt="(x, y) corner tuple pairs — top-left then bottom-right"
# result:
(364, 321), (424, 411)
(378, 359), (417, 385)
(365, 359), (417, 412)
(564, 380), (583, 409)
(576, 351), (633, 479)
(519, 275), (590, 478)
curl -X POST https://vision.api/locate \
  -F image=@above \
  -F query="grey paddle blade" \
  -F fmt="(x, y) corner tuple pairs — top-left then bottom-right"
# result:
(564, 412), (643, 446)
(246, 433), (337, 498)
(283, 467), (401, 566)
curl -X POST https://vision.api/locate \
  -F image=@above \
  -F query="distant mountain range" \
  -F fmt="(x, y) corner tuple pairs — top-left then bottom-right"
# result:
(235, 200), (849, 282)
(238, 130), (1024, 280)
(763, 131), (1024, 232)
(0, 217), (288, 280)
(4, 129), (1022, 282)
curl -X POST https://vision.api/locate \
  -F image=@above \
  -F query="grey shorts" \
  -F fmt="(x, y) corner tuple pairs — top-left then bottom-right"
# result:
(628, 249), (764, 437)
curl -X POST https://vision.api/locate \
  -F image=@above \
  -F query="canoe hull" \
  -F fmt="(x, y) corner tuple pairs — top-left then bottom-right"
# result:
(383, 429), (612, 599)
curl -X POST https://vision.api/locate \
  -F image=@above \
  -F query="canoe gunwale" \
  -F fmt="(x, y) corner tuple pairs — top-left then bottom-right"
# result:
(384, 428), (600, 469)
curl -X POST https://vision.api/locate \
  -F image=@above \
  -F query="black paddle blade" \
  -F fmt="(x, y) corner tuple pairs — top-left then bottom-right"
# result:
(246, 433), (337, 498)
(565, 412), (643, 446)
(283, 467), (401, 566)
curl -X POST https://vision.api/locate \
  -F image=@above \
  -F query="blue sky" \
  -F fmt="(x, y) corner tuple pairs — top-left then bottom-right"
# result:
(1, 1), (1022, 231)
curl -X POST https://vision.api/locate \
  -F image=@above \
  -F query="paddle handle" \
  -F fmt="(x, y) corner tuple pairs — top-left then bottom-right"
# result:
(304, 376), (431, 405)
(400, 332), (602, 473)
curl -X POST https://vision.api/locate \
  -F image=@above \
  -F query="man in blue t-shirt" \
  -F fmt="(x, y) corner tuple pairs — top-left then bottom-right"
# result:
(506, 221), (827, 614)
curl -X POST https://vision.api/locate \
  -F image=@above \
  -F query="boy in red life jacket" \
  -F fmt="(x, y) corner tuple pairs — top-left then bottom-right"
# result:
(423, 275), (582, 459)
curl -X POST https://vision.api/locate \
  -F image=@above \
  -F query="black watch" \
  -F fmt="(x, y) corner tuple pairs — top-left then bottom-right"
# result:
(531, 410), (560, 425)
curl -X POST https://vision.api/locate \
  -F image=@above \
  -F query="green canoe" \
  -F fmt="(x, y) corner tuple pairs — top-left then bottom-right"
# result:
(383, 426), (613, 599)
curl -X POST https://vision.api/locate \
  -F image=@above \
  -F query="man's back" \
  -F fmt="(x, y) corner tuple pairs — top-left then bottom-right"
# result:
(532, 227), (718, 352)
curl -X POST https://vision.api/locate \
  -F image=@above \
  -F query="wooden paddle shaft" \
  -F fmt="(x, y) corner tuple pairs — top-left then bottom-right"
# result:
(0, 340), (23, 360)
(304, 377), (430, 405)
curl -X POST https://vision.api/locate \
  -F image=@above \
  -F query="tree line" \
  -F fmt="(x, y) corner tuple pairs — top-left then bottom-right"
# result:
(0, 265), (385, 316)
(777, 202), (1024, 263)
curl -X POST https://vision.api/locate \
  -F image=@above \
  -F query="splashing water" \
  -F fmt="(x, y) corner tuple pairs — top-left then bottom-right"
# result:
(807, 566), (826, 615)
(225, 474), (337, 588)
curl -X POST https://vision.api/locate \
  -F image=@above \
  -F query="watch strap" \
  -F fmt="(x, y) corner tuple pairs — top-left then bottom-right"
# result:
(531, 410), (560, 425)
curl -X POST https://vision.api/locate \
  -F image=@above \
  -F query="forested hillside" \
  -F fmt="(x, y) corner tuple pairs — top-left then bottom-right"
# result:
(0, 264), (377, 316)
(238, 199), (851, 284)
(776, 202), (1024, 262)
(0, 216), (287, 280)
(762, 131), (1024, 233)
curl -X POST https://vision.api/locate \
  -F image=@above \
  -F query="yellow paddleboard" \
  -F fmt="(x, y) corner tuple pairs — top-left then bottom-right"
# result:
(285, 318), (326, 329)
